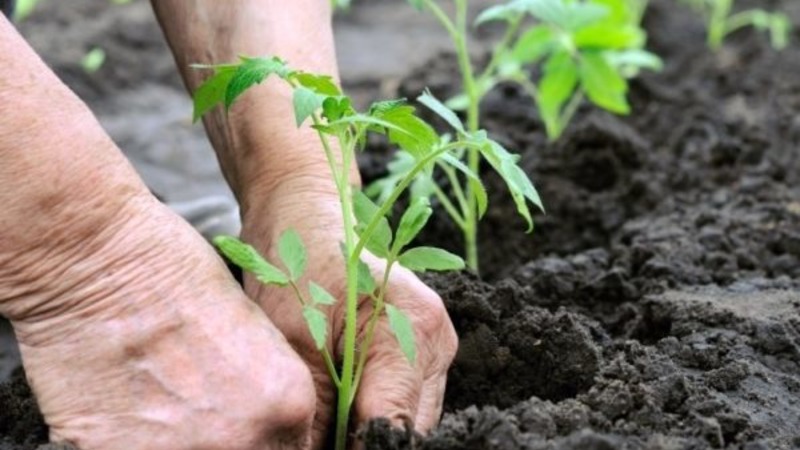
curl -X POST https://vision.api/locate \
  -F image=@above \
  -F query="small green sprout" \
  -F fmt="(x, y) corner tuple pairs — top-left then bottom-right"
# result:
(394, 0), (659, 271)
(679, 0), (791, 50)
(81, 47), (106, 74)
(193, 55), (539, 449)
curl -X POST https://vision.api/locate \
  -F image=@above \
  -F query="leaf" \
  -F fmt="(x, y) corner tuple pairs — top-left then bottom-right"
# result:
(394, 198), (433, 252)
(193, 66), (237, 122)
(398, 247), (465, 272)
(357, 259), (376, 295)
(278, 229), (307, 281)
(225, 56), (290, 108)
(309, 282), (337, 306)
(538, 50), (580, 137)
(510, 25), (555, 66)
(353, 190), (392, 258)
(303, 306), (328, 350)
(579, 52), (629, 114)
(292, 86), (324, 127)
(376, 105), (439, 157)
(369, 98), (408, 116)
(213, 236), (288, 286)
(291, 72), (342, 96)
(322, 96), (353, 122)
(385, 304), (417, 365)
(445, 93), (470, 111)
(475, 1), (527, 25)
(417, 90), (465, 134)
(478, 139), (543, 230)
(406, 0), (424, 10)
(574, 24), (643, 49)
(606, 49), (663, 73)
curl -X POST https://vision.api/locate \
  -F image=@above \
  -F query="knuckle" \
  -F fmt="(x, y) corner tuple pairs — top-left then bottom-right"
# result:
(258, 356), (316, 434)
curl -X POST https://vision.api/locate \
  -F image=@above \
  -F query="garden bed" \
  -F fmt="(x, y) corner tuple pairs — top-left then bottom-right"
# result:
(2, 0), (800, 449)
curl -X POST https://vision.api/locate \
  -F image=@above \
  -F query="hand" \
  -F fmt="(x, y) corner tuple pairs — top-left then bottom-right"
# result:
(4, 195), (317, 450)
(240, 177), (459, 448)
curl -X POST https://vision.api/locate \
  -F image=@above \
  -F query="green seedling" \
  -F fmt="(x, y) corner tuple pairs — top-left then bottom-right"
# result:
(679, 0), (790, 50)
(192, 55), (540, 450)
(391, 0), (660, 271)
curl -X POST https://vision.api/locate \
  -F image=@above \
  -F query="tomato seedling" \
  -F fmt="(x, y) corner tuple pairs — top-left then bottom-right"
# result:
(679, 0), (790, 50)
(192, 56), (540, 449)
(388, 0), (660, 271)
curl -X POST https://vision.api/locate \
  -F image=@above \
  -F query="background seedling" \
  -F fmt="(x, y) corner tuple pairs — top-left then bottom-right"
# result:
(679, 0), (790, 50)
(389, 0), (660, 271)
(193, 56), (540, 449)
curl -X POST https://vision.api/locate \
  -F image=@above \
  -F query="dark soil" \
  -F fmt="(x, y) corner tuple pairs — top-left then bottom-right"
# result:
(2, 0), (800, 449)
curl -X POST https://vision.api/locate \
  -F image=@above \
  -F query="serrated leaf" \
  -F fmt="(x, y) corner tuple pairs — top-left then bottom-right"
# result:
(475, 1), (527, 25)
(478, 140), (543, 230)
(385, 304), (416, 365)
(375, 105), (439, 157)
(225, 56), (289, 108)
(291, 72), (342, 96)
(369, 98), (408, 116)
(418, 90), (465, 134)
(353, 190), (392, 258)
(394, 198), (432, 252)
(293, 86), (324, 127)
(303, 306), (328, 350)
(278, 230), (307, 281)
(322, 96), (353, 122)
(357, 259), (376, 295)
(579, 52), (629, 114)
(193, 66), (237, 122)
(213, 236), (288, 286)
(309, 282), (337, 306)
(398, 247), (465, 272)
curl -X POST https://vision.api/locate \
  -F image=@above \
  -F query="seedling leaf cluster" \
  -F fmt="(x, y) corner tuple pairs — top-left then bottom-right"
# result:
(193, 55), (540, 450)
(679, 0), (790, 50)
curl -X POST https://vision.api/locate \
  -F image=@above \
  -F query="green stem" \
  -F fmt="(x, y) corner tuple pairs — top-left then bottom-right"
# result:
(707, 0), (731, 49)
(334, 134), (360, 450)
(439, 162), (470, 217)
(432, 184), (467, 229)
(477, 15), (522, 88)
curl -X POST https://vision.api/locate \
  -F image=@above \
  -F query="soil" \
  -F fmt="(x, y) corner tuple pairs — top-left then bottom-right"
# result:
(2, 0), (800, 449)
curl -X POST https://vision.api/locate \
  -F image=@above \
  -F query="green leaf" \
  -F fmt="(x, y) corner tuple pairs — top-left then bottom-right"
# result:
(538, 50), (580, 137)
(353, 190), (392, 258)
(394, 198), (432, 252)
(574, 24), (643, 49)
(213, 236), (288, 286)
(193, 66), (237, 122)
(398, 247), (465, 272)
(376, 105), (439, 157)
(292, 86), (324, 127)
(579, 52), (629, 114)
(322, 96), (354, 122)
(475, 1), (527, 25)
(511, 25), (555, 65)
(606, 49), (663, 73)
(225, 56), (290, 108)
(291, 72), (342, 96)
(303, 306), (328, 350)
(278, 230), (307, 281)
(357, 259), (377, 295)
(417, 90), (465, 134)
(309, 282), (337, 306)
(385, 304), (416, 365)
(478, 139), (543, 230)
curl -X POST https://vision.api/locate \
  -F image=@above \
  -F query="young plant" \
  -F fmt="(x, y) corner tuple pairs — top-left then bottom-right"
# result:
(388, 0), (660, 271)
(679, 0), (790, 50)
(192, 56), (540, 449)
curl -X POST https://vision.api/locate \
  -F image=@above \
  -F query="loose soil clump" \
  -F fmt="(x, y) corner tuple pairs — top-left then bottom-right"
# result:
(2, 0), (800, 449)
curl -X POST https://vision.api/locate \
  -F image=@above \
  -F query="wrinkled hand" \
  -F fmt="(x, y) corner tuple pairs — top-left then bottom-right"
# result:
(241, 178), (458, 448)
(4, 195), (317, 450)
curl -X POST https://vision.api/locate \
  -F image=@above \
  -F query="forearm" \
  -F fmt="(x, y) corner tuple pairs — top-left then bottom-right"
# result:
(152, 0), (355, 214)
(0, 16), (150, 320)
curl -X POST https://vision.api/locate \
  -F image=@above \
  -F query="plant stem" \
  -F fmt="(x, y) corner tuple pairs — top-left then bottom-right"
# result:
(708, 0), (732, 49)
(477, 15), (522, 87)
(334, 134), (360, 450)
